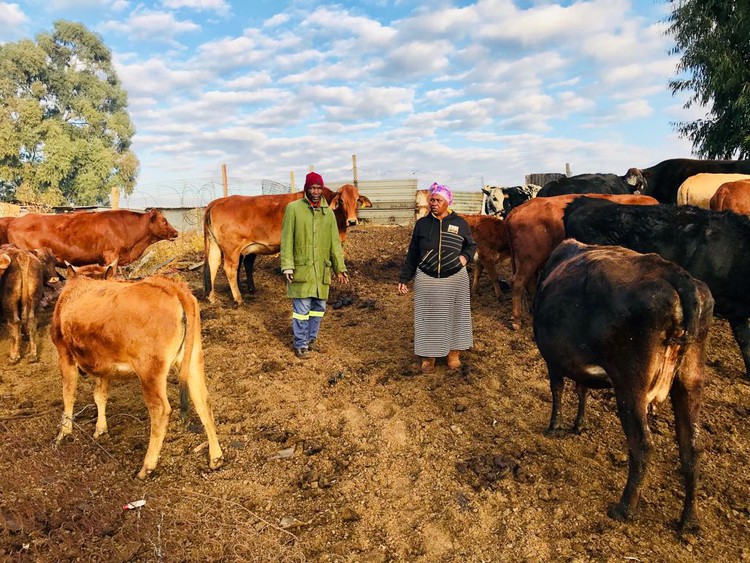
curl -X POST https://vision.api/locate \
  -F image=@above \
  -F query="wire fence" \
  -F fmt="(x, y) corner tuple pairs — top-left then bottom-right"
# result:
(120, 166), (486, 210)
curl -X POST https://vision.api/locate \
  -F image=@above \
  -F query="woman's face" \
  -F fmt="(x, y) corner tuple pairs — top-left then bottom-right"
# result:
(429, 195), (449, 216)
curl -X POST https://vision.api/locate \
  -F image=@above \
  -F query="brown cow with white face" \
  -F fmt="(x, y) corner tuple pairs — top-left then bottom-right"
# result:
(203, 184), (371, 305)
(52, 271), (223, 479)
(8, 208), (178, 267)
(0, 244), (60, 363)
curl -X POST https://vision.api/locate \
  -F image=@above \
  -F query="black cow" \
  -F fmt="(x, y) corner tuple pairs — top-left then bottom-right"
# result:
(534, 239), (713, 532)
(537, 171), (642, 198)
(482, 185), (541, 217)
(564, 198), (750, 377)
(624, 158), (750, 204)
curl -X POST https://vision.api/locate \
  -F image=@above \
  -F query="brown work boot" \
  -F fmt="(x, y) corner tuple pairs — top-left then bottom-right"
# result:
(447, 350), (461, 369)
(421, 357), (435, 374)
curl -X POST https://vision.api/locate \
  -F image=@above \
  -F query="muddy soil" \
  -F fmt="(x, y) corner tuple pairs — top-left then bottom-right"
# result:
(1, 224), (749, 562)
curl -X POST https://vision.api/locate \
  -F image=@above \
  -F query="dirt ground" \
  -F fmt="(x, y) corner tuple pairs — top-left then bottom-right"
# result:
(1, 223), (749, 562)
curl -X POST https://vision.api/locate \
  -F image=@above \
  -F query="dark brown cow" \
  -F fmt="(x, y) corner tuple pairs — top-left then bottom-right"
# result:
(0, 244), (60, 363)
(462, 214), (510, 299)
(52, 273), (223, 479)
(7, 208), (178, 267)
(534, 240), (713, 531)
(203, 184), (372, 304)
(505, 193), (659, 329)
(0, 217), (14, 245)
(710, 179), (750, 215)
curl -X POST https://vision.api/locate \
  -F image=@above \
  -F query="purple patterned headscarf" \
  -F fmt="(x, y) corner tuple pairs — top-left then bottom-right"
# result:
(429, 182), (453, 205)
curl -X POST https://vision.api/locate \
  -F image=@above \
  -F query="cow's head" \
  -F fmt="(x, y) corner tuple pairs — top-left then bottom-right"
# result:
(481, 186), (506, 216)
(146, 208), (179, 241)
(624, 168), (648, 194)
(31, 247), (63, 287)
(66, 258), (119, 280)
(330, 184), (372, 227)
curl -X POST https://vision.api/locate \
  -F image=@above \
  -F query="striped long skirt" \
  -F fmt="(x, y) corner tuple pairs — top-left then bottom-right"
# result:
(413, 268), (473, 358)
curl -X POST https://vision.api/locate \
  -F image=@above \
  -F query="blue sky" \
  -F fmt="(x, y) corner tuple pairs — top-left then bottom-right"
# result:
(0, 0), (701, 199)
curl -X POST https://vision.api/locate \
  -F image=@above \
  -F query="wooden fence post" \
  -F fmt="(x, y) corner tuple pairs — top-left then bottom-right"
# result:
(290, 171), (295, 193)
(221, 163), (228, 197)
(352, 154), (358, 187)
(111, 186), (120, 210)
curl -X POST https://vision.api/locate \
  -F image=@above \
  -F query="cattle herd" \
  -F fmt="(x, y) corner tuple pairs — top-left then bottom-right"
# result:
(1, 159), (750, 536)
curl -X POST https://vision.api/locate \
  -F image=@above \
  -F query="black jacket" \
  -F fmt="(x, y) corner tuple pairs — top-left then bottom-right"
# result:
(399, 211), (476, 283)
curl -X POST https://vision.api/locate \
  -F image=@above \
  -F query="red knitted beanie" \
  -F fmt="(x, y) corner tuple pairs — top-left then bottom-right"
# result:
(304, 172), (325, 189)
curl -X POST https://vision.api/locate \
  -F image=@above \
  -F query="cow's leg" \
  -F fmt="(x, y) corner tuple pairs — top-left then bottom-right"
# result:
(471, 260), (482, 296)
(671, 374), (703, 533)
(222, 251), (243, 305)
(205, 238), (222, 304)
(26, 307), (39, 363)
(137, 368), (172, 479)
(728, 317), (750, 378)
(573, 383), (588, 434)
(55, 351), (80, 442)
(484, 258), (502, 300)
(544, 369), (566, 435)
(242, 254), (257, 294)
(93, 376), (111, 438)
(185, 352), (224, 470)
(7, 318), (20, 364)
(510, 272), (526, 331)
(609, 390), (652, 522)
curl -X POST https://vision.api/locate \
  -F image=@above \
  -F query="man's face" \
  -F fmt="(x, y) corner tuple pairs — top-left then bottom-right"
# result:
(306, 184), (323, 204)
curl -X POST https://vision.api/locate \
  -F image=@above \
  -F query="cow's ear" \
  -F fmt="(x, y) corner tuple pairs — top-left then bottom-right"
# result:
(643, 170), (653, 178)
(0, 253), (10, 272)
(65, 261), (78, 278)
(149, 208), (159, 222)
(358, 195), (372, 208)
(104, 258), (119, 280)
(481, 186), (490, 195)
(330, 194), (342, 210)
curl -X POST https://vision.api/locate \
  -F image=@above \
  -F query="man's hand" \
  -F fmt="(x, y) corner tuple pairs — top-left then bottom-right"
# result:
(337, 272), (349, 284)
(397, 283), (408, 294)
(283, 270), (294, 283)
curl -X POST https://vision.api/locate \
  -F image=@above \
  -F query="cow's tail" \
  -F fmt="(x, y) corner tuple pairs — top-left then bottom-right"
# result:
(711, 186), (728, 211)
(18, 251), (32, 328)
(203, 204), (218, 295)
(170, 278), (201, 420)
(665, 269), (712, 347)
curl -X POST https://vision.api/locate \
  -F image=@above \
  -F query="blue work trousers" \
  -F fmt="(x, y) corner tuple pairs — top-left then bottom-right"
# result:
(292, 297), (327, 349)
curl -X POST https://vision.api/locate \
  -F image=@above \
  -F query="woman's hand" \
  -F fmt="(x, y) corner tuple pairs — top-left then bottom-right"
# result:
(397, 283), (408, 294)
(459, 255), (467, 267)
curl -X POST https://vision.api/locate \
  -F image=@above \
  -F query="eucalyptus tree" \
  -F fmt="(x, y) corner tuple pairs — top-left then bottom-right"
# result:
(0, 20), (138, 205)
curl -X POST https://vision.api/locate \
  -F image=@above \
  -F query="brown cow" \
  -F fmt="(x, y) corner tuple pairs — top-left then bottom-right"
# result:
(710, 179), (750, 215)
(0, 244), (60, 363)
(462, 214), (510, 299)
(534, 240), (713, 531)
(7, 208), (178, 267)
(52, 272), (223, 479)
(506, 193), (659, 329)
(204, 184), (372, 304)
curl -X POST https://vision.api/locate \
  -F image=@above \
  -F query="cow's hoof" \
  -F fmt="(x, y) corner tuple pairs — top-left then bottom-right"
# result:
(8, 356), (19, 365)
(678, 514), (701, 536)
(572, 425), (586, 435)
(27, 356), (39, 364)
(511, 322), (520, 331)
(209, 456), (224, 470)
(135, 467), (152, 480)
(543, 427), (564, 437)
(607, 503), (631, 522)
(93, 429), (108, 439)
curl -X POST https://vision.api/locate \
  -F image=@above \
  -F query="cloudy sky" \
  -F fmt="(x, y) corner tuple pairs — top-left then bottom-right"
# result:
(0, 0), (701, 199)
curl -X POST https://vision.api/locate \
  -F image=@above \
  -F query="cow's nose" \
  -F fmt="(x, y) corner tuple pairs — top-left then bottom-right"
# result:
(348, 219), (358, 227)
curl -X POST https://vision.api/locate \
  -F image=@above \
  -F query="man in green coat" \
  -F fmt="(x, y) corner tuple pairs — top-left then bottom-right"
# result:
(280, 172), (348, 359)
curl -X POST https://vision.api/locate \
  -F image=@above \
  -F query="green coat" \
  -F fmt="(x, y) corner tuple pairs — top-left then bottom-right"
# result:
(280, 195), (347, 300)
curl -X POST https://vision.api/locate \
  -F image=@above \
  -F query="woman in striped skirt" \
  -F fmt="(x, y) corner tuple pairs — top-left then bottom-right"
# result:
(397, 183), (477, 373)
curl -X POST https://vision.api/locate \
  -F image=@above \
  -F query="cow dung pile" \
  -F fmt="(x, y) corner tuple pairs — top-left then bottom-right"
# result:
(0, 224), (749, 561)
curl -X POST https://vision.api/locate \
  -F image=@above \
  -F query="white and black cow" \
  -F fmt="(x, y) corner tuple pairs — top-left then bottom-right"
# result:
(482, 184), (541, 217)
(564, 197), (750, 378)
(534, 239), (713, 532)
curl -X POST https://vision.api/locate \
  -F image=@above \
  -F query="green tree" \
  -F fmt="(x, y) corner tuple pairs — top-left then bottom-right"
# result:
(0, 20), (139, 205)
(667, 0), (750, 159)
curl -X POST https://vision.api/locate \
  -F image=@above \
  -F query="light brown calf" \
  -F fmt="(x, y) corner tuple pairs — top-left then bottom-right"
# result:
(52, 271), (223, 479)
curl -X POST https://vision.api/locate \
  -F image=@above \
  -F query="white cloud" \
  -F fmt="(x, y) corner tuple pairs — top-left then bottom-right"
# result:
(162, 0), (230, 16)
(0, 2), (27, 28)
(101, 7), (200, 45)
